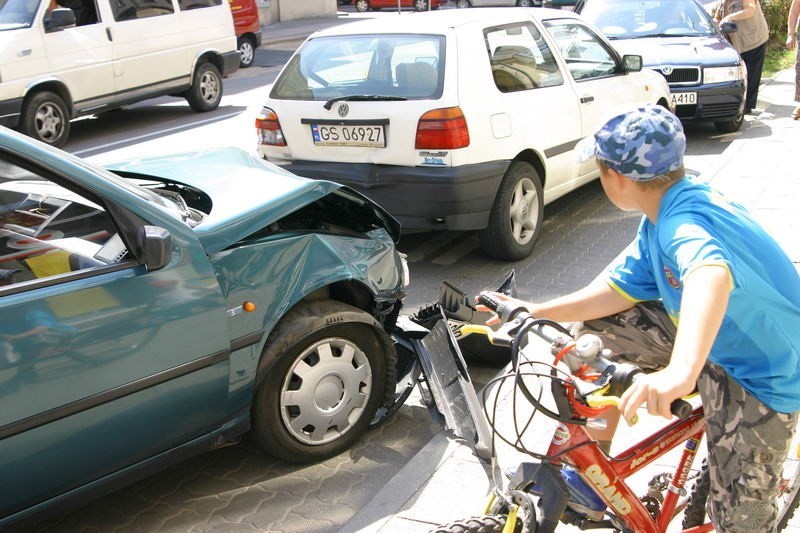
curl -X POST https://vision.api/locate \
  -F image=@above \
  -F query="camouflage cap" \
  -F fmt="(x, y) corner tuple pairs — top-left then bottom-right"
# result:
(576, 105), (686, 181)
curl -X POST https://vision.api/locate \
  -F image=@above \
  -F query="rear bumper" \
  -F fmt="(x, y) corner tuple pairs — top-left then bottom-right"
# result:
(672, 82), (745, 123)
(271, 159), (510, 232)
(220, 51), (241, 77)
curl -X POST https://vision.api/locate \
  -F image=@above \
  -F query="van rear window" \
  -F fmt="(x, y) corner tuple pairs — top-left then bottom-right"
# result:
(111, 0), (175, 21)
(178, 0), (222, 9)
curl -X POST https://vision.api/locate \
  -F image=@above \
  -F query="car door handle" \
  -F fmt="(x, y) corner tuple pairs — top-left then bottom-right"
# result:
(17, 48), (32, 57)
(106, 27), (113, 41)
(580, 95), (595, 104)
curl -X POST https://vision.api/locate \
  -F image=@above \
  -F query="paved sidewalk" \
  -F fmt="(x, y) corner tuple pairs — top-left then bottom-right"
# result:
(339, 71), (800, 532)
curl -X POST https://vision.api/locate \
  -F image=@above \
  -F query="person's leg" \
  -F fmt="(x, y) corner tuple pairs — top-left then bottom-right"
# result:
(577, 301), (675, 451)
(699, 362), (798, 531)
(741, 43), (767, 112)
(794, 45), (800, 118)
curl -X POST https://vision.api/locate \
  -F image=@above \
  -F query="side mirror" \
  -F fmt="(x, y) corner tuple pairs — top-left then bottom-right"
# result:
(137, 225), (173, 271)
(622, 54), (643, 72)
(720, 21), (738, 33)
(44, 8), (76, 32)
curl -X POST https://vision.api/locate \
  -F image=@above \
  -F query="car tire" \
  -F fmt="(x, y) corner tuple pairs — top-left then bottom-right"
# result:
(456, 0), (471, 6)
(479, 161), (544, 261)
(414, 0), (429, 10)
(516, 0), (534, 5)
(237, 35), (256, 68)
(355, 0), (370, 11)
(185, 62), (222, 112)
(714, 110), (744, 133)
(250, 300), (389, 463)
(20, 91), (70, 147)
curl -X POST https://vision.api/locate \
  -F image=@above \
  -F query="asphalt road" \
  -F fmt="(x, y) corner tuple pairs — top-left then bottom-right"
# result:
(28, 26), (741, 533)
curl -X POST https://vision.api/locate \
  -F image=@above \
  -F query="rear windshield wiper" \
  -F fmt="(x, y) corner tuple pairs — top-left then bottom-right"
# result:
(323, 95), (407, 110)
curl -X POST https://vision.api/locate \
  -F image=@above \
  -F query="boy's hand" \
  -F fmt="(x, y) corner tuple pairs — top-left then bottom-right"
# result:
(619, 365), (697, 422)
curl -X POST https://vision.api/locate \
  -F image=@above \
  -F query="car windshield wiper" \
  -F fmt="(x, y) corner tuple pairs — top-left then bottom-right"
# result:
(323, 95), (407, 110)
(627, 32), (699, 39)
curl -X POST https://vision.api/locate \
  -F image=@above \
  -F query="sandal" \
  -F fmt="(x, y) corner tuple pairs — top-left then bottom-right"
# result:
(792, 106), (800, 120)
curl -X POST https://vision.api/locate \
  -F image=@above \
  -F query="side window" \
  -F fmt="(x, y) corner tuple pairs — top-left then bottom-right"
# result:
(543, 20), (619, 81)
(0, 159), (129, 291)
(484, 22), (564, 93)
(110, 0), (174, 21)
(177, 0), (221, 10)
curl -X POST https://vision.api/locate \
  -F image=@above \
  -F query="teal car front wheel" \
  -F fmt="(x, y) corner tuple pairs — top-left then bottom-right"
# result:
(251, 300), (388, 463)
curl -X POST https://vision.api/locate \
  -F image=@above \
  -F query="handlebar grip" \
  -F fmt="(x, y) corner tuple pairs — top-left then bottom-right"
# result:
(477, 292), (502, 312)
(671, 399), (693, 419)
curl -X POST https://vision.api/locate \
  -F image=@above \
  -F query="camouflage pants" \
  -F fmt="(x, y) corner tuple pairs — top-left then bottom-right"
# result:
(581, 302), (799, 532)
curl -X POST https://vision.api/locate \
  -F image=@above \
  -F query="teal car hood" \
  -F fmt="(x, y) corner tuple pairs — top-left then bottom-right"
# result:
(104, 148), (399, 253)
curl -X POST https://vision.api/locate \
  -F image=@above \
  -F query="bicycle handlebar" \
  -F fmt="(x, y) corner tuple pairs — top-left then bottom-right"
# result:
(476, 291), (693, 421)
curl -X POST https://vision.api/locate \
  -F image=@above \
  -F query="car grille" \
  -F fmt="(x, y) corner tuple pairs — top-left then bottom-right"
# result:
(655, 66), (701, 86)
(700, 102), (741, 119)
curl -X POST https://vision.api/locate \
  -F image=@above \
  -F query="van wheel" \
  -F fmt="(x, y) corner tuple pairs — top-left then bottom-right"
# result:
(186, 62), (222, 112)
(20, 91), (70, 147)
(414, 0), (429, 10)
(355, 0), (370, 11)
(250, 300), (388, 463)
(479, 161), (544, 261)
(456, 0), (471, 6)
(238, 35), (256, 68)
(517, 0), (534, 5)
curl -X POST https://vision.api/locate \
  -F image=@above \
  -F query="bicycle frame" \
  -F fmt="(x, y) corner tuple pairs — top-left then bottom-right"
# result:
(542, 404), (711, 532)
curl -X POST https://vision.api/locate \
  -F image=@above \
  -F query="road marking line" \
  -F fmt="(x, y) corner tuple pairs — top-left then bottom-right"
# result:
(72, 112), (242, 156)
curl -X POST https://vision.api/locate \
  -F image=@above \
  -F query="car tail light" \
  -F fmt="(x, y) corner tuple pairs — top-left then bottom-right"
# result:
(255, 107), (286, 146)
(415, 106), (470, 150)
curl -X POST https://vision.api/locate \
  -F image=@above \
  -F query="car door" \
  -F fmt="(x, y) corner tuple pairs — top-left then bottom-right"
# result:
(105, 0), (189, 94)
(41, 0), (114, 107)
(468, 19), (582, 197)
(0, 152), (229, 520)
(543, 19), (648, 176)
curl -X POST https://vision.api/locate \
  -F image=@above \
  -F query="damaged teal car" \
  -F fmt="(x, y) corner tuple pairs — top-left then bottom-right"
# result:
(0, 127), (408, 528)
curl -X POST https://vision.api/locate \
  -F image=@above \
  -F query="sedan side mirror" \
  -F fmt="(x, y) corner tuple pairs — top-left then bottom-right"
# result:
(622, 54), (643, 72)
(720, 21), (738, 33)
(137, 225), (173, 271)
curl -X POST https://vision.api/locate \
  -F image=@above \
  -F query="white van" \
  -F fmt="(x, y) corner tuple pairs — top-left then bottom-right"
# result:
(0, 0), (240, 147)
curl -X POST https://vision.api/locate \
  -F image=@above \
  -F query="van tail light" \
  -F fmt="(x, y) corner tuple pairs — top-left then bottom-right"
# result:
(255, 107), (286, 146)
(415, 106), (470, 150)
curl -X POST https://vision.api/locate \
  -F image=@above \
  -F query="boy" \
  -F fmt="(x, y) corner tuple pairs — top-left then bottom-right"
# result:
(499, 105), (800, 530)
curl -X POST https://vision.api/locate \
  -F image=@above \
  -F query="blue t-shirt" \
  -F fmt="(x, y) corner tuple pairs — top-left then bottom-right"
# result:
(607, 177), (800, 413)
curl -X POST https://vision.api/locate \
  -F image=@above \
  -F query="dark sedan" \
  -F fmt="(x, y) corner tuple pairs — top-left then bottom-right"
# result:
(575, 0), (746, 133)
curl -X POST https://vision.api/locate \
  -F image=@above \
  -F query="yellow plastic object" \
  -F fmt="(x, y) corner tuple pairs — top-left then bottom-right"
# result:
(502, 505), (518, 533)
(25, 250), (71, 278)
(482, 492), (498, 515)
(459, 324), (496, 342)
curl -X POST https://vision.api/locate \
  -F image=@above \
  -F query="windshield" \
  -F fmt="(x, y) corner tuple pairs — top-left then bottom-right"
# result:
(0, 0), (41, 30)
(271, 34), (445, 101)
(580, 0), (717, 39)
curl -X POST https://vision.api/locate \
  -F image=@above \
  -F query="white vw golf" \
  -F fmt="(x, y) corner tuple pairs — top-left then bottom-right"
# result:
(257, 8), (672, 260)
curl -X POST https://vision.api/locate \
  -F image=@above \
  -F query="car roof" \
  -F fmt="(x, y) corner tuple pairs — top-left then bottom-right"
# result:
(311, 8), (582, 38)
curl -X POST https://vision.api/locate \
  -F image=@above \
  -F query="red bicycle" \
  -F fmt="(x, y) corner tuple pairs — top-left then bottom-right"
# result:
(432, 292), (800, 533)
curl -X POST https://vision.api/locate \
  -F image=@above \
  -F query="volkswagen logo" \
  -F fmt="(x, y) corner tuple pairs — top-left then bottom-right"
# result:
(338, 103), (349, 118)
(661, 67), (673, 76)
